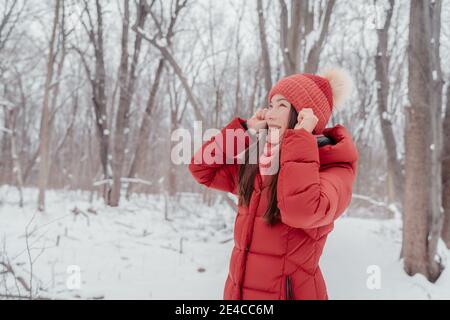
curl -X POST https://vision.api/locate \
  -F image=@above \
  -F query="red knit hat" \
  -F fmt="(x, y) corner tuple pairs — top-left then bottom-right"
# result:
(268, 68), (353, 134)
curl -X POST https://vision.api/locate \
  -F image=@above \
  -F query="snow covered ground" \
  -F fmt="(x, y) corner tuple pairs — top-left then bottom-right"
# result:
(0, 185), (449, 300)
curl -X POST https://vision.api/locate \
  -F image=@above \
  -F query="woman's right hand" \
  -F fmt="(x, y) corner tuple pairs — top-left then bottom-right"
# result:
(247, 108), (268, 132)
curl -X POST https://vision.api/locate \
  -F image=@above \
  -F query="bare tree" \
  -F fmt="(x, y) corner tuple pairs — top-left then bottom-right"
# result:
(37, 0), (61, 211)
(1, 97), (24, 207)
(110, 0), (148, 206)
(403, 0), (444, 282)
(134, 0), (206, 123)
(0, 4), (27, 194)
(126, 58), (164, 198)
(374, 0), (404, 206)
(279, 0), (335, 75)
(257, 0), (272, 98)
(442, 79), (450, 248)
(0, 1), (23, 52)
(167, 72), (189, 196)
(76, 0), (112, 204)
(232, 2), (246, 116)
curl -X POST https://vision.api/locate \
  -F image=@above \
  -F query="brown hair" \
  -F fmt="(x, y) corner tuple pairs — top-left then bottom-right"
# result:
(238, 106), (299, 225)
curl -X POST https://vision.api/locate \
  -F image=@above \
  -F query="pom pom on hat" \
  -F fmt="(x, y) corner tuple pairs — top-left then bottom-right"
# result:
(267, 67), (353, 134)
(320, 67), (353, 110)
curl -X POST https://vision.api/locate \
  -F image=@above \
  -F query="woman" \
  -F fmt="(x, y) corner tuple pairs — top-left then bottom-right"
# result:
(189, 68), (359, 300)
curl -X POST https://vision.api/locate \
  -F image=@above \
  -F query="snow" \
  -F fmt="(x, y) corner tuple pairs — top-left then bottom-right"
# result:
(375, 81), (381, 90)
(121, 178), (152, 186)
(0, 99), (15, 109)
(0, 186), (449, 300)
(324, 218), (449, 299)
(155, 37), (168, 48)
(432, 70), (438, 81)
(0, 127), (12, 134)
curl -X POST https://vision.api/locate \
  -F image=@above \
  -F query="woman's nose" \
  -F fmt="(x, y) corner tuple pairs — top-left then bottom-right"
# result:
(266, 108), (275, 120)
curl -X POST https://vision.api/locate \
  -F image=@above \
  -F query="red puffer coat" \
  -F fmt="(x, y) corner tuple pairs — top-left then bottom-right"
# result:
(189, 117), (359, 300)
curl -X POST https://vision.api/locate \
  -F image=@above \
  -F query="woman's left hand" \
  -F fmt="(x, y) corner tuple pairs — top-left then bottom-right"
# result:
(294, 108), (318, 133)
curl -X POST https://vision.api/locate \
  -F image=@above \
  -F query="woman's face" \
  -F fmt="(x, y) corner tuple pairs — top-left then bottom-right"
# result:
(266, 94), (292, 139)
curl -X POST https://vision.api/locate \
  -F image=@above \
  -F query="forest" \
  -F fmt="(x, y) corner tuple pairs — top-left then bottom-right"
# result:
(0, 0), (449, 299)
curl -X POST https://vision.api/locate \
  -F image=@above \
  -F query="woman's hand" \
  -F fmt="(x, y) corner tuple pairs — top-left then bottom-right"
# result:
(247, 108), (268, 132)
(294, 108), (318, 133)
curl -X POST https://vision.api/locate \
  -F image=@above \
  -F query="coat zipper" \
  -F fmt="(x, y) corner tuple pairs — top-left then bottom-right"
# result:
(285, 275), (293, 300)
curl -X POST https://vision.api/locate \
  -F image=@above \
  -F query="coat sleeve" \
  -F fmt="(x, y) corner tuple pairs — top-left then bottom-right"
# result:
(277, 128), (358, 229)
(188, 117), (250, 195)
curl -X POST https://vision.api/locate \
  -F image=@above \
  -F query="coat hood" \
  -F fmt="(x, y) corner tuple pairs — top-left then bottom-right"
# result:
(318, 124), (359, 168)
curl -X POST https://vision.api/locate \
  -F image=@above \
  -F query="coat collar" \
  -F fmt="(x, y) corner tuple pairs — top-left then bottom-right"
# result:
(318, 124), (359, 167)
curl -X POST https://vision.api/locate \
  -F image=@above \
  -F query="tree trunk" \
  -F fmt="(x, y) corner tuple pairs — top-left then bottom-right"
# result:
(126, 58), (165, 199)
(304, 0), (335, 74)
(403, 0), (443, 282)
(168, 110), (177, 197)
(375, 0), (404, 207)
(257, 0), (272, 98)
(48, 0), (67, 189)
(441, 81), (450, 247)
(37, 0), (60, 211)
(110, 0), (131, 207)
(76, 0), (113, 204)
(3, 98), (24, 207)
(109, 0), (148, 206)
(279, 0), (335, 75)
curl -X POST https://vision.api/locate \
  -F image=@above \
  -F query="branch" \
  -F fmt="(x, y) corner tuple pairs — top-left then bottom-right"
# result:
(133, 26), (206, 123)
